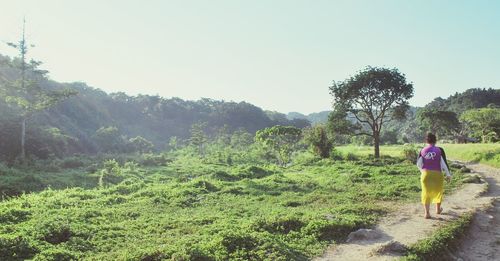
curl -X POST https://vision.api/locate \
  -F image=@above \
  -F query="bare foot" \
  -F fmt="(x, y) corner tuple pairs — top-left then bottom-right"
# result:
(424, 215), (431, 219)
(437, 207), (443, 214)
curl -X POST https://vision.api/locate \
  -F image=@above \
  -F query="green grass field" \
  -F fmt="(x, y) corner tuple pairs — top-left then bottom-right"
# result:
(0, 153), (467, 260)
(336, 143), (500, 168)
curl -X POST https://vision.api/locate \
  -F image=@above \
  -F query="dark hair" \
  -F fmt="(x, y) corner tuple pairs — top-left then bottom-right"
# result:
(426, 133), (437, 144)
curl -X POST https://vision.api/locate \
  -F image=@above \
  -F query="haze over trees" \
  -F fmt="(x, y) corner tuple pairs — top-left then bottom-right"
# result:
(0, 53), (310, 162)
(0, 23), (76, 161)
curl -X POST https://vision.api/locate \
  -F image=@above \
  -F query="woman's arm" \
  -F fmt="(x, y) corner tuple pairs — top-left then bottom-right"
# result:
(439, 147), (452, 177)
(416, 150), (423, 170)
(439, 147), (450, 170)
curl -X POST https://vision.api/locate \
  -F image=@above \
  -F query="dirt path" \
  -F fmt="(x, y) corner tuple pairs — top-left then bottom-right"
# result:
(314, 162), (498, 261)
(451, 164), (500, 261)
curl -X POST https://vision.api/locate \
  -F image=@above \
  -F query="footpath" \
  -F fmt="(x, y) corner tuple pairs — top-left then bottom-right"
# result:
(314, 162), (499, 261)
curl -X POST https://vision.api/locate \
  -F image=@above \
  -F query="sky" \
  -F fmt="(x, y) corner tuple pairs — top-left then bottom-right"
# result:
(0, 0), (499, 114)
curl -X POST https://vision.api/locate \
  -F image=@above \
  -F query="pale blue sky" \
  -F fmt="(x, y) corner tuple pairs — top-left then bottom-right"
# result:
(1, 0), (499, 114)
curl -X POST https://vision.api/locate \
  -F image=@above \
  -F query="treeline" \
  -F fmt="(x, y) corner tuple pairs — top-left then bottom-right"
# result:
(340, 88), (500, 145)
(1, 47), (498, 164)
(0, 54), (309, 163)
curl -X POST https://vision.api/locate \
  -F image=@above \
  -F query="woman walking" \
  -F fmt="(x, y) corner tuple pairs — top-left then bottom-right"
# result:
(417, 133), (452, 219)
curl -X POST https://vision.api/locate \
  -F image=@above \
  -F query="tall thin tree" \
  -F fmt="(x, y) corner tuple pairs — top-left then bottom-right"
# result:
(2, 19), (77, 161)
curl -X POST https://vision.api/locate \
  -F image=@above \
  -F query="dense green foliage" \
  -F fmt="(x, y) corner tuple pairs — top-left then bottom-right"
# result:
(460, 107), (500, 143)
(416, 88), (500, 142)
(303, 125), (332, 158)
(0, 152), (466, 260)
(255, 126), (302, 166)
(416, 109), (460, 136)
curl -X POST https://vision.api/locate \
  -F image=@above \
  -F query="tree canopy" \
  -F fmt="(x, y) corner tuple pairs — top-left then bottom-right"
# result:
(255, 126), (302, 166)
(329, 66), (414, 157)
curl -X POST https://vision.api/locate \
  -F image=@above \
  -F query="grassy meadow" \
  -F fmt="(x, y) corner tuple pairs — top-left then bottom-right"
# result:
(0, 149), (470, 260)
(336, 143), (500, 168)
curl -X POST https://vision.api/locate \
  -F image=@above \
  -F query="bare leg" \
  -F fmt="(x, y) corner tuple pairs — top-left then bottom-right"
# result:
(436, 203), (443, 214)
(423, 204), (431, 218)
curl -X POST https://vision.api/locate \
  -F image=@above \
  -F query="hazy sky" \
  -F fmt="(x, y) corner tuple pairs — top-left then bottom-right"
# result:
(1, 0), (499, 114)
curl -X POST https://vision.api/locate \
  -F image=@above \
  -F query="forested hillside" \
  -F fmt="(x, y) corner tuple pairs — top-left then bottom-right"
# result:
(0, 54), (309, 162)
(425, 88), (500, 114)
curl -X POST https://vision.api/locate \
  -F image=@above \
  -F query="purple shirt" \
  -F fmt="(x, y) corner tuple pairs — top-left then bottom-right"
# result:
(420, 145), (442, 172)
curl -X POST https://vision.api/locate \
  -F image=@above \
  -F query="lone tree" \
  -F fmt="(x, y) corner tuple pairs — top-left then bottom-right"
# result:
(189, 122), (208, 155)
(329, 67), (414, 158)
(0, 20), (76, 161)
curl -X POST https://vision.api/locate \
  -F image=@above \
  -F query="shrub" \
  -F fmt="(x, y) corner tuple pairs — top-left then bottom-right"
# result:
(302, 218), (358, 241)
(0, 208), (31, 224)
(330, 148), (343, 160)
(98, 159), (124, 187)
(33, 247), (77, 261)
(211, 171), (239, 181)
(237, 166), (273, 179)
(254, 215), (305, 234)
(139, 153), (170, 167)
(0, 234), (38, 259)
(402, 144), (419, 163)
(59, 157), (86, 169)
(344, 152), (358, 161)
(38, 220), (73, 244)
(293, 151), (321, 165)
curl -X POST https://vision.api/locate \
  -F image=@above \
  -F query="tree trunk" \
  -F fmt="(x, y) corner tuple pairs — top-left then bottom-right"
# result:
(373, 132), (380, 158)
(21, 117), (26, 161)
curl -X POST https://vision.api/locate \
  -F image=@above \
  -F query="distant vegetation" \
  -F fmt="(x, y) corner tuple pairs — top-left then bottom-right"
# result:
(336, 144), (500, 168)
(0, 30), (498, 260)
(0, 53), (309, 163)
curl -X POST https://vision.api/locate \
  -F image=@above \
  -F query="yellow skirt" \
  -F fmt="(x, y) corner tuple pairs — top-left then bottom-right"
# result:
(420, 170), (444, 204)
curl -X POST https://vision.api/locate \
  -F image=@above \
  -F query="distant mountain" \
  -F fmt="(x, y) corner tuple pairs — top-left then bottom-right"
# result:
(287, 111), (331, 125)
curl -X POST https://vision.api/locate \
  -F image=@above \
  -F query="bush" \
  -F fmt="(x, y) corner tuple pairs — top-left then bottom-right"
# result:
(302, 218), (358, 241)
(38, 219), (73, 244)
(0, 208), (31, 224)
(33, 247), (77, 261)
(293, 151), (321, 165)
(237, 166), (273, 179)
(344, 152), (358, 161)
(402, 144), (419, 163)
(254, 215), (305, 234)
(0, 234), (38, 259)
(59, 157), (86, 169)
(98, 159), (125, 187)
(139, 153), (170, 167)
(330, 148), (343, 160)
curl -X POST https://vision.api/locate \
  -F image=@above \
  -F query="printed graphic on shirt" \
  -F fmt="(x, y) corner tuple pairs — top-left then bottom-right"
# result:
(424, 152), (436, 160)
